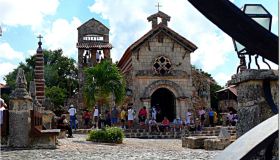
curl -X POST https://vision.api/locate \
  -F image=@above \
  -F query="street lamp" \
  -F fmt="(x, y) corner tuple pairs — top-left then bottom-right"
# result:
(233, 4), (272, 73)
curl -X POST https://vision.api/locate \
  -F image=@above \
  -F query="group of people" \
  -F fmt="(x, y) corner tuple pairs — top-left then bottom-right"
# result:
(58, 103), (238, 137)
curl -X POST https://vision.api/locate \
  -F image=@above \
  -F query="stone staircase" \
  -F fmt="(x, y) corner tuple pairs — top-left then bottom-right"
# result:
(72, 126), (237, 140)
(125, 126), (236, 139)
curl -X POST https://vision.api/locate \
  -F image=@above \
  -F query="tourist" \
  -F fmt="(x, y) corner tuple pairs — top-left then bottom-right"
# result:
(96, 50), (102, 63)
(82, 110), (91, 129)
(68, 104), (77, 130)
(161, 117), (170, 132)
(226, 111), (233, 126)
(213, 109), (218, 125)
(151, 106), (157, 120)
(198, 107), (206, 128)
(98, 113), (106, 129)
(156, 107), (163, 122)
(138, 106), (147, 125)
(120, 108), (126, 129)
(111, 106), (119, 126)
(92, 106), (99, 128)
(0, 98), (7, 125)
(148, 118), (159, 133)
(208, 108), (214, 127)
(232, 113), (238, 126)
(104, 110), (111, 127)
(57, 114), (73, 138)
(196, 117), (202, 131)
(172, 117), (183, 132)
(127, 106), (135, 129)
(185, 109), (192, 127)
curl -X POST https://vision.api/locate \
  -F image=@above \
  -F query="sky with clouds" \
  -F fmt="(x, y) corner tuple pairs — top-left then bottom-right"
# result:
(0, 0), (278, 87)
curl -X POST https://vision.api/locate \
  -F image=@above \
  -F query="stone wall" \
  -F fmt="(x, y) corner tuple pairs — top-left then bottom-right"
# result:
(218, 99), (238, 112)
(228, 69), (278, 159)
(229, 70), (278, 137)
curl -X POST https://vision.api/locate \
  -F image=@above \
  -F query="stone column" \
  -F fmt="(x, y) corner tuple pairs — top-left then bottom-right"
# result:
(8, 68), (33, 147)
(177, 97), (189, 120)
(228, 69), (278, 137)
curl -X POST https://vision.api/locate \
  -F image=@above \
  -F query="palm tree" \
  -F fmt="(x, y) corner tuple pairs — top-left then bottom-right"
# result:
(83, 60), (126, 110)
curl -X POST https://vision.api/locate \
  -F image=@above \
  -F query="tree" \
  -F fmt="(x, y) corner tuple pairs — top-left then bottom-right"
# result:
(83, 60), (126, 110)
(4, 49), (78, 109)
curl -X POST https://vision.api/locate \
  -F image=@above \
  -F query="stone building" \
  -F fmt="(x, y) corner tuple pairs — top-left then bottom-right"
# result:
(216, 85), (238, 112)
(118, 11), (212, 121)
(76, 18), (113, 109)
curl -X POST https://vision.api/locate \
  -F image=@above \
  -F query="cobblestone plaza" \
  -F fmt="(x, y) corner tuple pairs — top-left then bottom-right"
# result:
(1, 134), (220, 160)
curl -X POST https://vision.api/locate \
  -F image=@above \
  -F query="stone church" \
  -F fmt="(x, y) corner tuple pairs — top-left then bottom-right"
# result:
(118, 11), (212, 121)
(75, 11), (212, 121)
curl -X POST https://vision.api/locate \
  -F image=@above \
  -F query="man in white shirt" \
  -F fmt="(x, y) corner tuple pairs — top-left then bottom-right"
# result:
(93, 106), (99, 128)
(68, 104), (77, 130)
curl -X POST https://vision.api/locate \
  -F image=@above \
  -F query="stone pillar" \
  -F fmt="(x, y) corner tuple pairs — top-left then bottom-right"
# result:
(8, 68), (33, 147)
(228, 69), (278, 136)
(35, 38), (45, 105)
(178, 98), (189, 120)
(103, 49), (110, 59)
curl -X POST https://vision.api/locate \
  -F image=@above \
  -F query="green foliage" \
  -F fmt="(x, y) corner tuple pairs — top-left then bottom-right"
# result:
(87, 127), (124, 143)
(83, 60), (126, 109)
(45, 86), (67, 106)
(4, 49), (78, 109)
(210, 83), (223, 110)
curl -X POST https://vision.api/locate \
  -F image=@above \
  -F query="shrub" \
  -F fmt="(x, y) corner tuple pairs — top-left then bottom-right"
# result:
(87, 127), (124, 144)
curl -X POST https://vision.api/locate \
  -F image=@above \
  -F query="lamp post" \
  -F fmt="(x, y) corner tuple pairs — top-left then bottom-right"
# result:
(233, 4), (272, 73)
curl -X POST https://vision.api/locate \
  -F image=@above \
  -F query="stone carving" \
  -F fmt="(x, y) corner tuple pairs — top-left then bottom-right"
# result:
(16, 68), (27, 89)
(9, 68), (32, 101)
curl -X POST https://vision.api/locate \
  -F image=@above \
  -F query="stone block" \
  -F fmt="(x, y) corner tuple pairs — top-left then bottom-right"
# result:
(57, 130), (66, 139)
(182, 136), (216, 149)
(204, 138), (231, 150)
(8, 111), (31, 148)
(31, 134), (57, 149)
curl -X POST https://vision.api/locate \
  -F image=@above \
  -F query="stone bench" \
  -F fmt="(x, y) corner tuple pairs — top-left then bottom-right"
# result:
(31, 128), (60, 148)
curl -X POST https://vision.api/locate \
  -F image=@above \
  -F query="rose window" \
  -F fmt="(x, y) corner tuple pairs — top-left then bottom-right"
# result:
(153, 56), (172, 75)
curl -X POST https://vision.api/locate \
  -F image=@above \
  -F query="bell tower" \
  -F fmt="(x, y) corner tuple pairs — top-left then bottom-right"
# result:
(76, 18), (113, 109)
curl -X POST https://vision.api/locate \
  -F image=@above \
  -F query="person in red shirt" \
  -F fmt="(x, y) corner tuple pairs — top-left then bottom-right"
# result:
(138, 106), (147, 125)
(82, 110), (91, 129)
(161, 117), (170, 132)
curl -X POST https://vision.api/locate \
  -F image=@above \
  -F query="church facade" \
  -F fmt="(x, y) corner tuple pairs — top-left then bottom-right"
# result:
(118, 11), (212, 120)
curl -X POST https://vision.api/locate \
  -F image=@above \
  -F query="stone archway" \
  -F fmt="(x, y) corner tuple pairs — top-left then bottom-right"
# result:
(151, 88), (176, 122)
(142, 80), (186, 98)
(141, 80), (188, 121)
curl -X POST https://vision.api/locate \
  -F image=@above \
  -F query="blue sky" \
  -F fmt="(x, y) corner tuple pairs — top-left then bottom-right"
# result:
(0, 0), (278, 86)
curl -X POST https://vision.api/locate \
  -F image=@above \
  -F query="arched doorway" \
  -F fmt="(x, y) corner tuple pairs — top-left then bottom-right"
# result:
(151, 88), (176, 122)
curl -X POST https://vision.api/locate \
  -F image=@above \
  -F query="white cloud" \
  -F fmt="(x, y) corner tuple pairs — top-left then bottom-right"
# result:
(0, 62), (17, 84)
(89, 0), (151, 61)
(0, 0), (59, 29)
(89, 0), (237, 81)
(44, 17), (82, 57)
(0, 42), (24, 61)
(214, 72), (234, 87)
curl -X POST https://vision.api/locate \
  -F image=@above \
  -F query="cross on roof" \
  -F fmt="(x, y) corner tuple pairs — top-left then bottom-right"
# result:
(155, 2), (162, 12)
(37, 34), (43, 42)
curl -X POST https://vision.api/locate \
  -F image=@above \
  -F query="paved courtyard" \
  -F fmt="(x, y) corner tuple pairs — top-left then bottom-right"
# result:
(1, 134), (221, 160)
